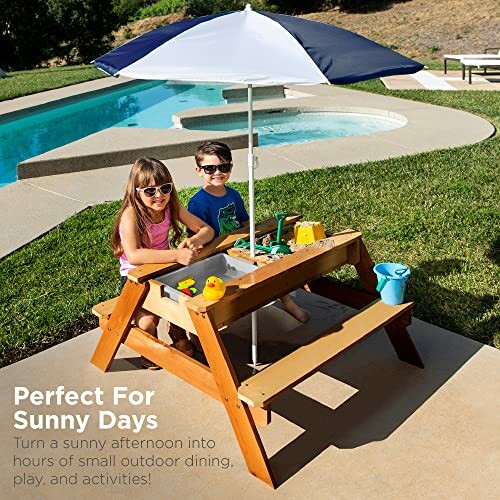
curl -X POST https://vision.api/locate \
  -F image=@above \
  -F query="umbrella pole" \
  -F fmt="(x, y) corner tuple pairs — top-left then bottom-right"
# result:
(248, 84), (255, 256)
(248, 84), (258, 366)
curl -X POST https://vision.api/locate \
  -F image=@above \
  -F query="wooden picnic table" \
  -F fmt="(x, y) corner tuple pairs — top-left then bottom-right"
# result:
(90, 214), (423, 488)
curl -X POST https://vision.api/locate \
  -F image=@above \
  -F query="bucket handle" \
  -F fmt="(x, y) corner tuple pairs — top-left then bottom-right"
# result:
(376, 276), (388, 293)
(375, 264), (409, 293)
(395, 266), (409, 276)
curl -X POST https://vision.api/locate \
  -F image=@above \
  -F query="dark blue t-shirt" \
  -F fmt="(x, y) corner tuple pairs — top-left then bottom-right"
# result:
(187, 187), (249, 237)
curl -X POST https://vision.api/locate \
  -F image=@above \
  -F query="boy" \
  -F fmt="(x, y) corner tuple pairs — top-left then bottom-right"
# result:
(188, 141), (309, 323)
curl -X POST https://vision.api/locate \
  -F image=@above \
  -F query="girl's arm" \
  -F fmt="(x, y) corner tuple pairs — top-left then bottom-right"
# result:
(177, 205), (214, 250)
(120, 207), (197, 266)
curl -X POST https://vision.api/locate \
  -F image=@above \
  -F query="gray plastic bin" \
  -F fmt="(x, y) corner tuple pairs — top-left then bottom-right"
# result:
(156, 253), (258, 303)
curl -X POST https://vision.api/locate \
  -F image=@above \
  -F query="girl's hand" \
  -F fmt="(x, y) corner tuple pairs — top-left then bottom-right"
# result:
(176, 248), (198, 266)
(178, 236), (201, 251)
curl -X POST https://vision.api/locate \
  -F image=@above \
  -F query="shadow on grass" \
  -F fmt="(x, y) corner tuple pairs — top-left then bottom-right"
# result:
(487, 234), (500, 265)
(410, 258), (498, 346)
(0, 317), (99, 369)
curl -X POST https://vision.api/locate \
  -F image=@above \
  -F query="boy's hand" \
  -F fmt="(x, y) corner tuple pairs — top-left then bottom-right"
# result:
(178, 236), (201, 251)
(175, 248), (198, 266)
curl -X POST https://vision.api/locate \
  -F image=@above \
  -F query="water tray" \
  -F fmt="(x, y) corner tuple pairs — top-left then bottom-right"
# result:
(155, 253), (258, 303)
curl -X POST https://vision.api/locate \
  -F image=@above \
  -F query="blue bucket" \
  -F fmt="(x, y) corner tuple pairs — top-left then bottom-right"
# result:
(373, 262), (411, 305)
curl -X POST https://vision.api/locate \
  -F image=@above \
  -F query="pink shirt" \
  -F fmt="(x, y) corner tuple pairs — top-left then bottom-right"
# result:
(119, 206), (172, 276)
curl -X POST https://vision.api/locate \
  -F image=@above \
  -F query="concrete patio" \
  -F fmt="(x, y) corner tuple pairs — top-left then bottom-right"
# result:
(382, 69), (500, 90)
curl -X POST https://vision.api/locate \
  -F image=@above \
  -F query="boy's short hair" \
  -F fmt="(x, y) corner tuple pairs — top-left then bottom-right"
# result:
(195, 141), (232, 166)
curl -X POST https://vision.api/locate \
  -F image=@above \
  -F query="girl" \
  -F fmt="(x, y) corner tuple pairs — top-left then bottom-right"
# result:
(111, 158), (214, 368)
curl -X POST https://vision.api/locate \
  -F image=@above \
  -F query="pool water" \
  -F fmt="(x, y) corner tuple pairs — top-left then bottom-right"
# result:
(187, 110), (404, 146)
(0, 81), (226, 187)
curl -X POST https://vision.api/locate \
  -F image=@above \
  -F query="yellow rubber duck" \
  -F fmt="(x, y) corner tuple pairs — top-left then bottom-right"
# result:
(202, 276), (226, 301)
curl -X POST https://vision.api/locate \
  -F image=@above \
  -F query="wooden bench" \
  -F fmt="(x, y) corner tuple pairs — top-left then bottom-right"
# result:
(238, 299), (413, 408)
(92, 297), (118, 329)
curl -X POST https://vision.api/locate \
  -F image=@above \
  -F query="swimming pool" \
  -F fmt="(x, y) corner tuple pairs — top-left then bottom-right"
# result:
(183, 109), (405, 146)
(0, 81), (226, 187)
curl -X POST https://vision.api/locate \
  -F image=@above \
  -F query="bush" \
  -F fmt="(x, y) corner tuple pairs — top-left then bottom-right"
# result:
(133, 0), (184, 19)
(184, 1), (337, 16)
(113, 0), (138, 24)
(113, 0), (152, 24)
(123, 26), (134, 39)
(263, 1), (330, 14)
(338, 0), (413, 13)
(185, 0), (271, 17)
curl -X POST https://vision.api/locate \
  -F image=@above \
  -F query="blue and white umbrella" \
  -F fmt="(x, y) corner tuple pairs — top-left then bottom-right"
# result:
(95, 4), (422, 363)
(96, 4), (421, 84)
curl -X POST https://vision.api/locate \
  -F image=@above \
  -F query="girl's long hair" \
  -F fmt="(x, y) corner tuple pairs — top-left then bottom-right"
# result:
(111, 158), (183, 258)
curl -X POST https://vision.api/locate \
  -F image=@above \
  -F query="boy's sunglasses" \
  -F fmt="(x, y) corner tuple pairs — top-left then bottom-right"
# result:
(199, 162), (232, 175)
(136, 182), (173, 197)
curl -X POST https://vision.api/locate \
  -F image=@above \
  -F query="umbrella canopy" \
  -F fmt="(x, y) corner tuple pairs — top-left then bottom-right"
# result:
(95, 4), (423, 364)
(95, 5), (422, 84)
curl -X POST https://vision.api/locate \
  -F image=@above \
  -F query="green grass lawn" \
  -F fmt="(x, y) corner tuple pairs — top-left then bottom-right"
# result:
(0, 65), (105, 102)
(0, 70), (498, 367)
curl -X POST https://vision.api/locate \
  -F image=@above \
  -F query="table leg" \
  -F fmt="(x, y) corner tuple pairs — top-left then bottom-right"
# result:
(354, 239), (377, 293)
(385, 316), (424, 368)
(189, 309), (277, 488)
(90, 280), (149, 372)
(461, 63), (465, 80)
(444, 58), (447, 74)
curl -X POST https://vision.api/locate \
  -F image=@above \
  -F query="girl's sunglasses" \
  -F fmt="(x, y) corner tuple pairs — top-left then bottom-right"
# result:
(200, 162), (232, 175)
(136, 182), (173, 197)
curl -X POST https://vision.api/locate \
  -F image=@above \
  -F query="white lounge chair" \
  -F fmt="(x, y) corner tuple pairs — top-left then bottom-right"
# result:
(460, 58), (500, 84)
(443, 47), (500, 75)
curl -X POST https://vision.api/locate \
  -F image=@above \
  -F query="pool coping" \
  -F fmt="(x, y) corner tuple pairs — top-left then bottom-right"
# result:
(175, 104), (409, 129)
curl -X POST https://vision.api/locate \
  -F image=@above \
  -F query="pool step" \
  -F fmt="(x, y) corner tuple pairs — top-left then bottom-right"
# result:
(222, 85), (285, 103)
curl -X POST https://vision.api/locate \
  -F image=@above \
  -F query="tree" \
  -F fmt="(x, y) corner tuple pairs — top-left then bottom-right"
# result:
(0, 0), (57, 70)
(47, 0), (119, 64)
